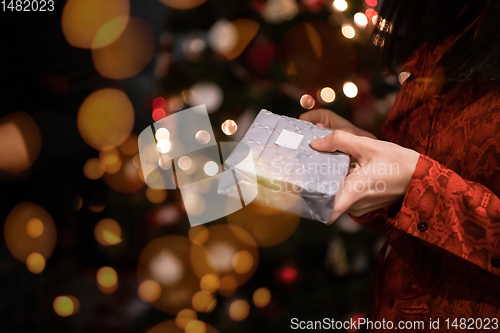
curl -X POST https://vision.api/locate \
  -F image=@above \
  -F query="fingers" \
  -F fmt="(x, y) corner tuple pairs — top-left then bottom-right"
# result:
(299, 109), (332, 125)
(326, 173), (362, 224)
(310, 130), (367, 159)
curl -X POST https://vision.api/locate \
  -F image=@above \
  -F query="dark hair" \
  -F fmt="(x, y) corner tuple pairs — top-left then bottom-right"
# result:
(370, 0), (500, 83)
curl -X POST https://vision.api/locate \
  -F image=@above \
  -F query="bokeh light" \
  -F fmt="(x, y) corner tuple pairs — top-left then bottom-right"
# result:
(153, 97), (167, 110)
(300, 94), (315, 109)
(210, 19), (260, 60)
(26, 218), (44, 238)
(97, 266), (118, 294)
(178, 156), (193, 171)
(280, 266), (298, 282)
(100, 147), (122, 174)
(253, 287), (271, 308)
(84, 158), (106, 179)
(365, 8), (377, 20)
(354, 13), (368, 27)
(343, 82), (358, 98)
(195, 130), (211, 145)
(188, 82), (223, 114)
(232, 250), (253, 274)
(365, 0), (377, 6)
(137, 236), (200, 314)
(190, 225), (258, 290)
(226, 203), (301, 247)
(203, 161), (219, 176)
(278, 21), (357, 92)
(53, 296), (79, 317)
(153, 109), (166, 121)
(118, 134), (139, 155)
(333, 0), (347, 11)
(189, 225), (209, 245)
(94, 218), (122, 246)
(320, 87), (336, 103)
(4, 202), (57, 264)
(158, 0), (206, 10)
(77, 88), (134, 151)
(92, 17), (155, 79)
(155, 128), (170, 141)
(156, 139), (172, 154)
(229, 299), (250, 321)
(26, 252), (45, 274)
(176, 309), (197, 329)
(0, 111), (41, 175)
(138, 280), (162, 303)
(147, 319), (220, 333)
(218, 275), (238, 297)
(221, 119), (237, 135)
(341, 24), (355, 39)
(200, 274), (219, 293)
(186, 320), (207, 333)
(146, 187), (168, 204)
(61, 0), (130, 49)
(103, 151), (145, 193)
(191, 290), (216, 313)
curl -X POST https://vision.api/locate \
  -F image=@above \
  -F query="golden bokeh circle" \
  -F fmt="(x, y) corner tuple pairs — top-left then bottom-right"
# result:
(158, 0), (206, 10)
(0, 111), (41, 175)
(137, 235), (200, 314)
(138, 280), (162, 303)
(176, 309), (197, 329)
(229, 299), (250, 321)
(190, 224), (258, 290)
(92, 17), (155, 79)
(94, 218), (122, 246)
(226, 203), (301, 247)
(61, 0), (130, 49)
(53, 296), (78, 317)
(26, 252), (45, 274)
(4, 202), (57, 263)
(253, 287), (271, 308)
(77, 88), (134, 151)
(146, 319), (220, 333)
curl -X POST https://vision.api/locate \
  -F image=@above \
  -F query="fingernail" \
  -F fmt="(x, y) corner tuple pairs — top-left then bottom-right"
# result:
(311, 137), (324, 147)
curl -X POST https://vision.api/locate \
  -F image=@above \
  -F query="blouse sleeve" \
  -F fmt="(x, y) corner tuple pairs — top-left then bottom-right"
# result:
(386, 154), (500, 276)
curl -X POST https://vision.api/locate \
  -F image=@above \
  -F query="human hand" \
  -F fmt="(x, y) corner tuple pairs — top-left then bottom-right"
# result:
(300, 109), (377, 140)
(310, 130), (420, 223)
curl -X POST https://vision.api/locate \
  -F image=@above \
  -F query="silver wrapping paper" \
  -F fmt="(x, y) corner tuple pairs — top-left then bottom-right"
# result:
(219, 109), (350, 223)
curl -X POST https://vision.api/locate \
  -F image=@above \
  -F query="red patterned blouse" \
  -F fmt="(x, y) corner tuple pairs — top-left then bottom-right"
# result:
(356, 23), (500, 332)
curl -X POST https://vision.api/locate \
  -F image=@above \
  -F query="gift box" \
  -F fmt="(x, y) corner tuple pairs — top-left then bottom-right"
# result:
(219, 109), (350, 223)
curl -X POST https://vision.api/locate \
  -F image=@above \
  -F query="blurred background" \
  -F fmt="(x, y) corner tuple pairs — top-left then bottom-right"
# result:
(0, 0), (399, 331)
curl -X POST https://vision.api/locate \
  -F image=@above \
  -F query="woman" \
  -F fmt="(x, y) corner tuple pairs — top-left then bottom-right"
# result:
(301, 0), (500, 331)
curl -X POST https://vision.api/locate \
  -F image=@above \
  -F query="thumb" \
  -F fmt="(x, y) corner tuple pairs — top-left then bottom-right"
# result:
(311, 130), (365, 159)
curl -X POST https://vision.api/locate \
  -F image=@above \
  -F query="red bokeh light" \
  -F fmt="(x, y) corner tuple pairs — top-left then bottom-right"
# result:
(365, 0), (377, 7)
(365, 8), (377, 20)
(152, 97), (166, 110)
(346, 313), (364, 333)
(152, 108), (166, 121)
(280, 267), (297, 282)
